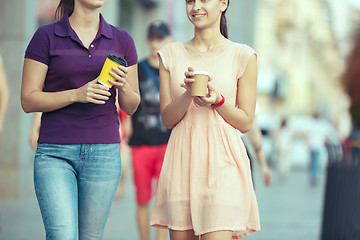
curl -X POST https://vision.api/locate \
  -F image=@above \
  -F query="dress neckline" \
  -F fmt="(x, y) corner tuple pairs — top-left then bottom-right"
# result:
(178, 41), (237, 62)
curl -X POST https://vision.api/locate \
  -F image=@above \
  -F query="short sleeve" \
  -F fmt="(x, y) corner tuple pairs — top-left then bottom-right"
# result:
(157, 43), (174, 71)
(25, 27), (50, 65)
(124, 32), (138, 66)
(236, 45), (257, 80)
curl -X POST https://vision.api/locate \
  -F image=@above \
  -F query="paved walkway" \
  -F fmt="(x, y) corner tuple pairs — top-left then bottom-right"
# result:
(0, 166), (324, 240)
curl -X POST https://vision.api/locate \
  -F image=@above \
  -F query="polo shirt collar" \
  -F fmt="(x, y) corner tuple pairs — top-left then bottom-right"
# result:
(54, 11), (113, 39)
(98, 13), (113, 39)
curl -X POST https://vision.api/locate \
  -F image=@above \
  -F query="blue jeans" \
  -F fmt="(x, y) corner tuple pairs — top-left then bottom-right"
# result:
(34, 143), (122, 240)
(310, 149), (321, 179)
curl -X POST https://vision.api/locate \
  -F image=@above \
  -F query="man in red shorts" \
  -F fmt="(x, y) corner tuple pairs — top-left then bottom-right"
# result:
(127, 21), (172, 240)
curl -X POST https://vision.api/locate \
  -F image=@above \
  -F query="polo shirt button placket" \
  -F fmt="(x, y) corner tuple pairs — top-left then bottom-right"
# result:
(89, 44), (94, 58)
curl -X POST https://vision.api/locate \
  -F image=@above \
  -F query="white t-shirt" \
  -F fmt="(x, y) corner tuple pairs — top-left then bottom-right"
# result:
(308, 118), (338, 150)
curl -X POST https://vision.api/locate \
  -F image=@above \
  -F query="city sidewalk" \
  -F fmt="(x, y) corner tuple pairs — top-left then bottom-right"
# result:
(0, 166), (324, 240)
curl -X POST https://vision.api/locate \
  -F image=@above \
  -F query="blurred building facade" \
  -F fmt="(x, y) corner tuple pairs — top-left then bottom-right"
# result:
(255, 0), (354, 138)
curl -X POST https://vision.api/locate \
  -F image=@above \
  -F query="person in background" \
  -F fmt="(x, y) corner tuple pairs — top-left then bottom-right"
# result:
(242, 120), (272, 187)
(21, 0), (140, 239)
(114, 107), (132, 200)
(150, 0), (260, 239)
(0, 54), (9, 135)
(307, 113), (333, 186)
(127, 21), (172, 240)
(275, 118), (294, 183)
(241, 103), (272, 188)
(29, 112), (42, 151)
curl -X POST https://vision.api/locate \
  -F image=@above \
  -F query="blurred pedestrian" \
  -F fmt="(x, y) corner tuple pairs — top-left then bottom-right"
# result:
(128, 20), (172, 240)
(307, 113), (331, 186)
(0, 54), (9, 135)
(114, 108), (132, 201)
(150, 0), (260, 239)
(275, 118), (293, 183)
(241, 104), (272, 188)
(21, 0), (140, 239)
(242, 120), (272, 187)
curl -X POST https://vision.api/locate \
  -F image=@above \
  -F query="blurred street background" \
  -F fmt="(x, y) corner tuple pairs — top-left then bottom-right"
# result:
(1, 0), (360, 239)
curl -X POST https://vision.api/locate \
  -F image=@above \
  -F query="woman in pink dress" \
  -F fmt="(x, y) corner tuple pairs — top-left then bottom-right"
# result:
(150, 0), (260, 239)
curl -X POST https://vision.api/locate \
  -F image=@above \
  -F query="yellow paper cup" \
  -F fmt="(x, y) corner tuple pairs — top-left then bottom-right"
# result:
(190, 71), (210, 96)
(98, 54), (128, 88)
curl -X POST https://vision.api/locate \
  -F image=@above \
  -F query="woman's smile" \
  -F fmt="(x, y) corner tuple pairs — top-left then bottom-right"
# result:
(192, 13), (207, 19)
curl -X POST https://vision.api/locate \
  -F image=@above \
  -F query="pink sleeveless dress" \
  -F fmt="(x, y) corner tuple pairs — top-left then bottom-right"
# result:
(150, 42), (260, 239)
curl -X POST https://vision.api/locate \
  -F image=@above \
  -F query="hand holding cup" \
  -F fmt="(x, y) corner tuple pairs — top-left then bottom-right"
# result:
(193, 83), (221, 107)
(108, 64), (129, 91)
(182, 68), (210, 96)
(98, 54), (128, 88)
(182, 67), (195, 92)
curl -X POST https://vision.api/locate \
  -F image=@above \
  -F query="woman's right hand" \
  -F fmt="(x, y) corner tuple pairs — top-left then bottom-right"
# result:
(76, 79), (111, 104)
(181, 67), (195, 91)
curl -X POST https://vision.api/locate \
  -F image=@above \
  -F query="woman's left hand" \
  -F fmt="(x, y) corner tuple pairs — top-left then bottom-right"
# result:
(108, 65), (129, 91)
(193, 83), (222, 107)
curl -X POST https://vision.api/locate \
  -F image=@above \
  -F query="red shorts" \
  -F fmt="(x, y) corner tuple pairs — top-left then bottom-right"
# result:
(131, 144), (167, 205)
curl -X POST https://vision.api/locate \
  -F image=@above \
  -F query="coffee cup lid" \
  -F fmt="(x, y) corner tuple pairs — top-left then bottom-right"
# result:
(193, 70), (210, 76)
(108, 54), (128, 66)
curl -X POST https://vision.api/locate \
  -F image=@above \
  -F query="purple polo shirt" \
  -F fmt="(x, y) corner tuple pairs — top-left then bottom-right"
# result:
(25, 12), (138, 144)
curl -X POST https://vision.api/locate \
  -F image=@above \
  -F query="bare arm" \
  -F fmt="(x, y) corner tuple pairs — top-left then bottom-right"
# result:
(0, 60), (9, 134)
(21, 58), (111, 113)
(216, 55), (257, 132)
(159, 57), (193, 129)
(246, 120), (272, 186)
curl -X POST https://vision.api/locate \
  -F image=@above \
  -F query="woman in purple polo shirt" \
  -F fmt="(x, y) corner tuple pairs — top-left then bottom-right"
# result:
(21, 0), (140, 239)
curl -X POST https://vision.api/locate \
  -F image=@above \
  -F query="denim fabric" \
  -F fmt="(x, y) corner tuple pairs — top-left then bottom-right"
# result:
(34, 143), (122, 240)
(310, 149), (321, 179)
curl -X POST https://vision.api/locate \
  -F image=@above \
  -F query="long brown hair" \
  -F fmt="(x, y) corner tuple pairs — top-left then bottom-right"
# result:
(220, 0), (230, 39)
(55, 0), (74, 21)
